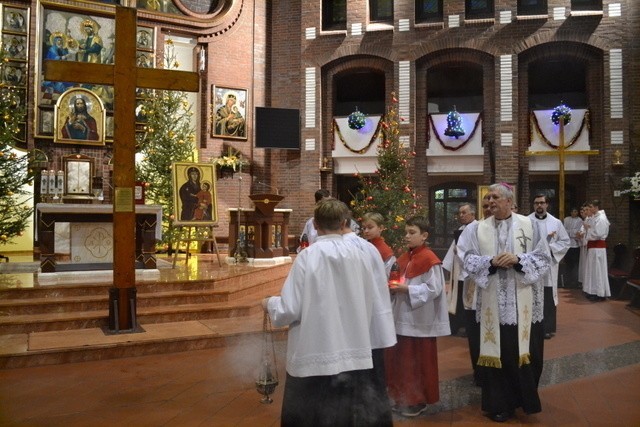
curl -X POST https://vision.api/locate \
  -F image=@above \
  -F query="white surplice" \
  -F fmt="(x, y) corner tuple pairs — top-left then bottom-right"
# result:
(267, 233), (394, 377)
(582, 210), (611, 297)
(528, 213), (570, 305)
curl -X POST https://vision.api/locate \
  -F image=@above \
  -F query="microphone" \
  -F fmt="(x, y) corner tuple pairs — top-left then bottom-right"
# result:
(253, 180), (279, 195)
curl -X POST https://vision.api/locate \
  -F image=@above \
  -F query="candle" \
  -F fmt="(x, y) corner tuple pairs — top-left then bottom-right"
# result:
(48, 170), (56, 195)
(56, 171), (65, 195)
(41, 170), (49, 195)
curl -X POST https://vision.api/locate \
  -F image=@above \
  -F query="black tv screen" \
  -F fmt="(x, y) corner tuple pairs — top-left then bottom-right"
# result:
(255, 107), (300, 150)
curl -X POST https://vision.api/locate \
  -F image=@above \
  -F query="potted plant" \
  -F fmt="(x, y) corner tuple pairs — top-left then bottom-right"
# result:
(621, 172), (640, 200)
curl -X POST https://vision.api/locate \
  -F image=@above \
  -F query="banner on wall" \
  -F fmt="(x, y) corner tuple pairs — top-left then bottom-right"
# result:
(530, 109), (590, 150)
(331, 116), (383, 174)
(428, 112), (483, 152)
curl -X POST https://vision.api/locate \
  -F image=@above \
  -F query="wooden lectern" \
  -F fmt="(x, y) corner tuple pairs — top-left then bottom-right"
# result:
(229, 193), (290, 259)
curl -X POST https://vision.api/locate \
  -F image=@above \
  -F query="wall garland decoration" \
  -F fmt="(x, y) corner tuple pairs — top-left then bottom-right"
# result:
(332, 117), (383, 154)
(530, 110), (590, 150)
(427, 113), (482, 151)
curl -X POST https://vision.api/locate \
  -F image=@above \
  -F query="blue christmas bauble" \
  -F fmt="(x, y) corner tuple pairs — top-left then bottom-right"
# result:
(444, 108), (465, 139)
(348, 108), (366, 130)
(551, 103), (572, 126)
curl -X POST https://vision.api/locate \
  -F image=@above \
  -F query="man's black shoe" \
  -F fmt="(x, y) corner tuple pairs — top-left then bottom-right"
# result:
(544, 333), (552, 339)
(488, 411), (513, 423)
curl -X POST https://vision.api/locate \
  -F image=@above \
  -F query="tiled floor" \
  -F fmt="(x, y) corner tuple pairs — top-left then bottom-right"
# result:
(1, 254), (639, 426)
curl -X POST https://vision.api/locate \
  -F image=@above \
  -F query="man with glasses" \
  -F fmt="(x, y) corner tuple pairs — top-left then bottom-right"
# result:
(528, 194), (570, 339)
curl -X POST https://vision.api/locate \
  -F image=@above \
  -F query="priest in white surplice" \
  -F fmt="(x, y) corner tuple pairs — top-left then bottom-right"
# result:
(563, 207), (584, 288)
(582, 200), (611, 301)
(528, 194), (570, 339)
(443, 202), (481, 384)
(457, 183), (551, 423)
(264, 198), (396, 426)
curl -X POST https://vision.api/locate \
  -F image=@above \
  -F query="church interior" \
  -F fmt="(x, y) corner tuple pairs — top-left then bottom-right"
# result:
(1, 0), (639, 424)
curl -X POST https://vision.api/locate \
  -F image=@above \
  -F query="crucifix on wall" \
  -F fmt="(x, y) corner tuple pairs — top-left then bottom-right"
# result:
(525, 117), (599, 219)
(43, 6), (200, 331)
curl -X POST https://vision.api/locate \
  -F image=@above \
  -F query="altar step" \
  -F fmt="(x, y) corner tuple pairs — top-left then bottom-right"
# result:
(0, 262), (290, 368)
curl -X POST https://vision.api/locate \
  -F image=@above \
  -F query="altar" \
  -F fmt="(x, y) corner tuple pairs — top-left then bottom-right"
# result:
(37, 203), (162, 273)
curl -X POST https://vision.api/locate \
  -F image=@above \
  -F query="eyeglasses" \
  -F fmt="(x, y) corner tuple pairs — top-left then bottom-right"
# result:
(533, 201), (547, 205)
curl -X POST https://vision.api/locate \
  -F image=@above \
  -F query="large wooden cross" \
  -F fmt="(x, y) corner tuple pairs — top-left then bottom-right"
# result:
(44, 7), (200, 331)
(525, 117), (598, 219)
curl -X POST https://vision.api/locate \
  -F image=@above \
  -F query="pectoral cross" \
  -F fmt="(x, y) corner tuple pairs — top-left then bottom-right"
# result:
(44, 7), (200, 331)
(525, 117), (598, 219)
(516, 229), (531, 252)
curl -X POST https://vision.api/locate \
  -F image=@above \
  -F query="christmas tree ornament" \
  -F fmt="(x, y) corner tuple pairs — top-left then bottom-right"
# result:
(349, 92), (427, 251)
(347, 107), (366, 130)
(444, 106), (465, 139)
(551, 102), (572, 126)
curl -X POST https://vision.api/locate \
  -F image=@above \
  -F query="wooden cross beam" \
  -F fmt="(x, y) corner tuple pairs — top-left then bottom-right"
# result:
(43, 6), (200, 331)
(525, 119), (599, 219)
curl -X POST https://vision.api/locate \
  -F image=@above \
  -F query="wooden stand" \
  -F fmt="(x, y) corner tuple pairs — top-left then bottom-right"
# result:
(229, 194), (290, 259)
(172, 225), (222, 268)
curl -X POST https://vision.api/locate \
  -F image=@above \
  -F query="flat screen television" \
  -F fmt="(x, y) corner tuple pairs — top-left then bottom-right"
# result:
(255, 107), (300, 150)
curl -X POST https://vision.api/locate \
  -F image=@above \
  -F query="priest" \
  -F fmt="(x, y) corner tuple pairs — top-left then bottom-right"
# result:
(457, 183), (551, 423)
(528, 194), (570, 339)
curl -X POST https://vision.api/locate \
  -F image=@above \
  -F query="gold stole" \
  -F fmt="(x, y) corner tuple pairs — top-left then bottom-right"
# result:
(477, 215), (533, 368)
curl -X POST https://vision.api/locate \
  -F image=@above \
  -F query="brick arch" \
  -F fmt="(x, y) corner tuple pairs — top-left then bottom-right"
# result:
(513, 31), (610, 56)
(516, 41), (605, 209)
(320, 56), (394, 180)
(518, 40), (604, 64)
(414, 48), (496, 185)
(323, 55), (394, 79)
(316, 45), (396, 67)
(415, 47), (494, 70)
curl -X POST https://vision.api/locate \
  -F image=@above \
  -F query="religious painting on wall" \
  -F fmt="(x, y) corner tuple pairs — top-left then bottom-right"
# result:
(54, 88), (106, 146)
(36, 7), (115, 137)
(211, 86), (248, 140)
(172, 162), (219, 226)
(1, 61), (26, 86)
(136, 26), (154, 51)
(2, 6), (28, 33)
(135, 26), (155, 69)
(2, 34), (27, 60)
(1, 4), (29, 147)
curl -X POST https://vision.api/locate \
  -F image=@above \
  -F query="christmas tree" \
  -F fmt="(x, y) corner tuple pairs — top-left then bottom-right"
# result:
(135, 39), (196, 248)
(0, 45), (33, 248)
(350, 93), (427, 252)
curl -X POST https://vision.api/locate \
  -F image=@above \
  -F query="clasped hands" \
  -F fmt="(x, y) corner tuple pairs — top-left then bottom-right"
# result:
(491, 252), (519, 269)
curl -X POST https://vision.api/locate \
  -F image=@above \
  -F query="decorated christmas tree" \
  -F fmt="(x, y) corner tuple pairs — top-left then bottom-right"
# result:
(135, 39), (196, 248)
(0, 45), (33, 248)
(350, 93), (427, 252)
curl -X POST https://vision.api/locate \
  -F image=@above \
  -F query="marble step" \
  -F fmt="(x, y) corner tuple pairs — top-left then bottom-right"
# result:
(0, 283), (283, 334)
(0, 276), (285, 315)
(0, 312), (288, 369)
(0, 263), (291, 300)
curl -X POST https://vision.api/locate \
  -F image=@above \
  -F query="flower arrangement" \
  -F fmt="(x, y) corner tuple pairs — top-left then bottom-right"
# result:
(211, 154), (248, 172)
(620, 172), (640, 198)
